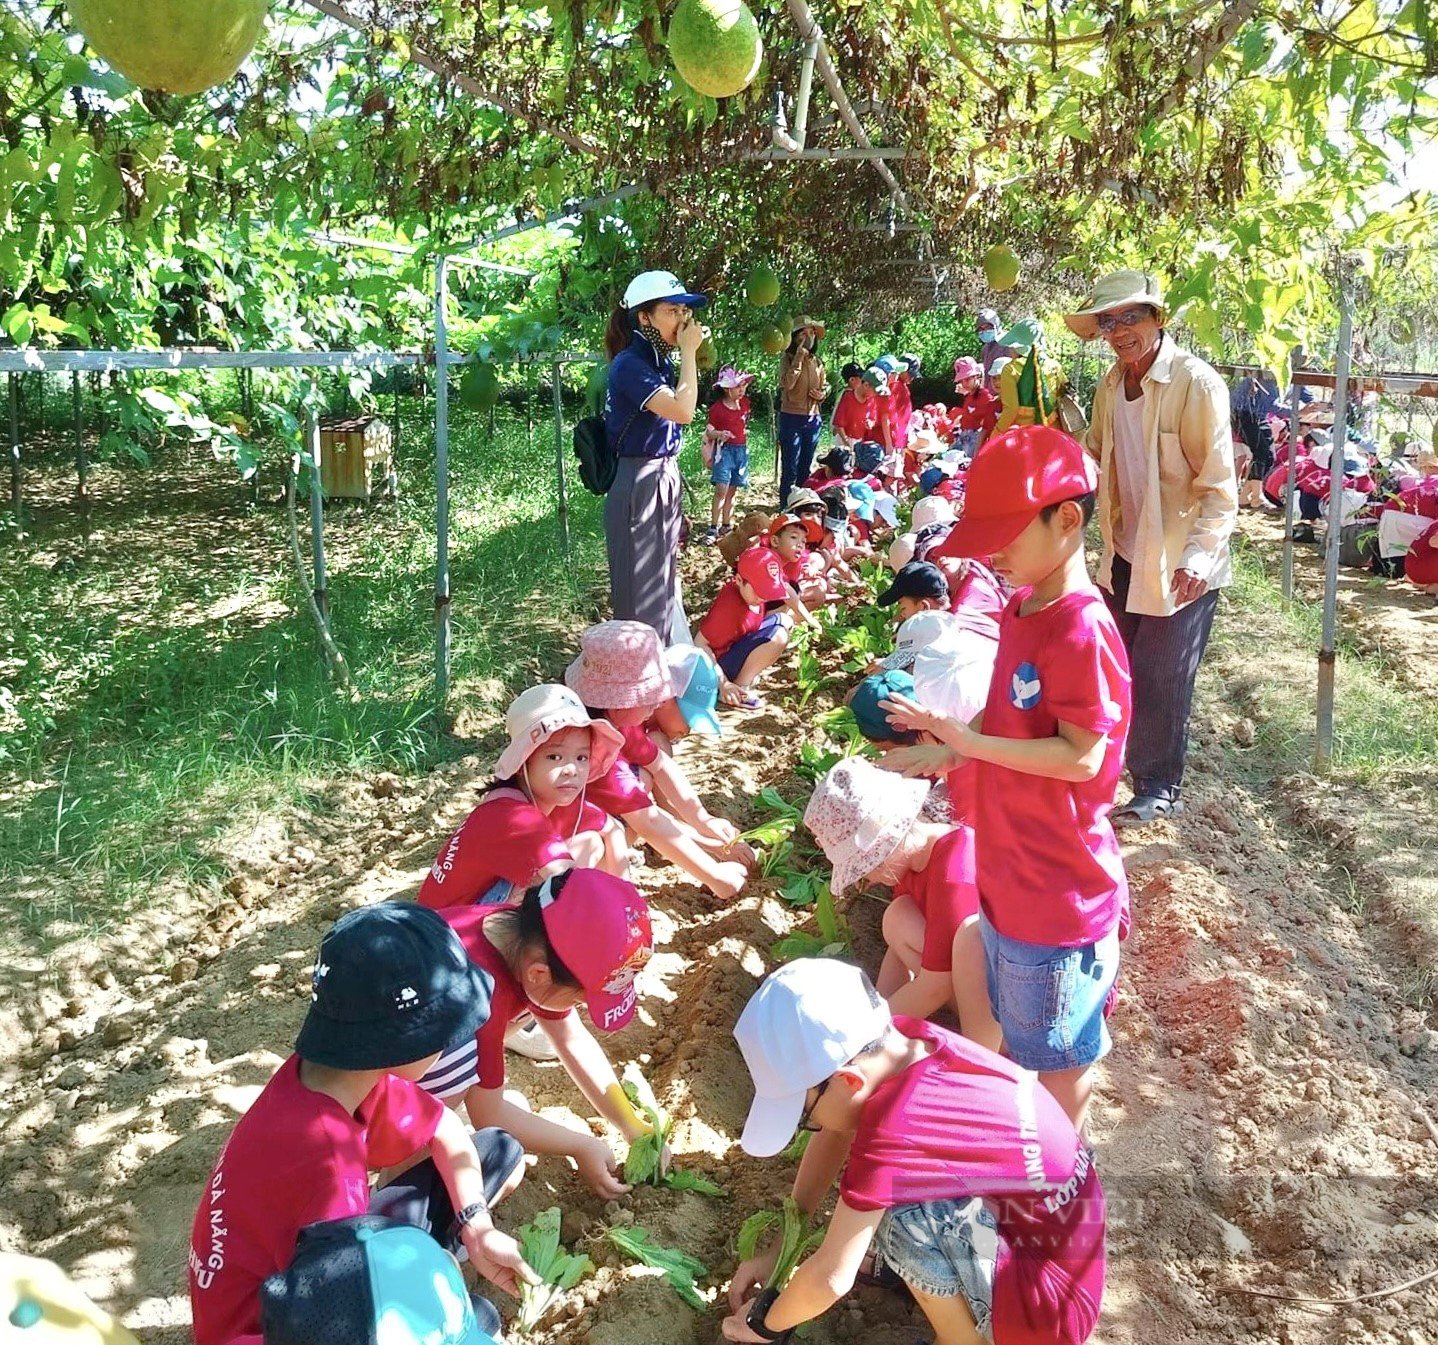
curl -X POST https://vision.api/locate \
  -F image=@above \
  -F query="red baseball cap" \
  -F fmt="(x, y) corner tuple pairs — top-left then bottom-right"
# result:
(932, 425), (1098, 559)
(768, 512), (824, 545)
(538, 869), (653, 1031)
(735, 546), (790, 603)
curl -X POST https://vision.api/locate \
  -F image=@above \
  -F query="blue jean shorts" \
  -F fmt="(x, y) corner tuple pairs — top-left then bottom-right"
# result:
(717, 611), (786, 680)
(711, 442), (749, 488)
(981, 915), (1119, 1072)
(874, 1196), (999, 1340)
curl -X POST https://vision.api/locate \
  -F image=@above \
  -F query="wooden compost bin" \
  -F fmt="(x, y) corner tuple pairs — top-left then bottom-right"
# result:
(318, 415), (395, 501)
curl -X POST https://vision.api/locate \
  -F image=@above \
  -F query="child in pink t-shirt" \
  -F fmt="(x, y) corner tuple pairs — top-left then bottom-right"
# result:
(188, 905), (535, 1345)
(565, 621), (751, 900)
(703, 368), (756, 544)
(418, 684), (629, 911)
(886, 426), (1131, 1131)
(803, 758), (995, 1045)
(726, 960), (1104, 1345)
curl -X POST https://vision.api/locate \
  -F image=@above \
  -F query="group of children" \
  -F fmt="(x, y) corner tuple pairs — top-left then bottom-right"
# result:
(185, 393), (1130, 1345)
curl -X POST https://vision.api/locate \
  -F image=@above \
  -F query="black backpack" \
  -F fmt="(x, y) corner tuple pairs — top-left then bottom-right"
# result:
(573, 405), (640, 496)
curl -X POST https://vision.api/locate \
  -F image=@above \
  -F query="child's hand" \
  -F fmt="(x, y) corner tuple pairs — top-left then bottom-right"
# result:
(877, 742), (960, 779)
(575, 1135), (631, 1199)
(721, 1303), (773, 1344)
(728, 1246), (781, 1310)
(719, 678), (748, 707)
(701, 814), (740, 846)
(708, 860), (749, 900)
(461, 1223), (540, 1298)
(880, 691), (947, 740)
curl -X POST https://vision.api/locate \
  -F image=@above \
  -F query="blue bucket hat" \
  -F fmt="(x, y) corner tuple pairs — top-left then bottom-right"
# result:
(850, 670), (920, 744)
(918, 465), (946, 497)
(262, 1217), (500, 1345)
(666, 644), (722, 736)
(854, 441), (884, 475)
(846, 480), (877, 523)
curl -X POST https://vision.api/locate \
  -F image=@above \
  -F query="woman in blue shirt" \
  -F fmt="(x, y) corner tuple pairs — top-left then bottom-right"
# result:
(602, 270), (708, 643)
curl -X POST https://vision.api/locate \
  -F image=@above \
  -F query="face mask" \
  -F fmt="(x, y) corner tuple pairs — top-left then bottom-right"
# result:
(638, 322), (676, 362)
(978, 330), (997, 344)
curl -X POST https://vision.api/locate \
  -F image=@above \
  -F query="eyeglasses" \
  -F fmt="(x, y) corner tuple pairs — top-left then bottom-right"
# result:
(1096, 307), (1154, 334)
(798, 1079), (831, 1132)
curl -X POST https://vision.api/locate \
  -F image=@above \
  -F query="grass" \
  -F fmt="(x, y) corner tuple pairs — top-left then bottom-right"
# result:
(1209, 533), (1438, 783)
(0, 386), (778, 943)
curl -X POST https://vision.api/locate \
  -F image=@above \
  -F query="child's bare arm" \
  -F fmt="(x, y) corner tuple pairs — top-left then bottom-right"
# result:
(793, 1126), (852, 1215)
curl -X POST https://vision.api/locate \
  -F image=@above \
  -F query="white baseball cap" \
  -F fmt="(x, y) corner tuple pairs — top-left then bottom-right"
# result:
(623, 270), (708, 310)
(734, 958), (892, 1157)
(887, 532), (917, 572)
(882, 609), (963, 671)
(911, 495), (956, 531)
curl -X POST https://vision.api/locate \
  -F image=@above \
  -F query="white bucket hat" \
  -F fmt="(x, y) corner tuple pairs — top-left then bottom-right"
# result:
(803, 757), (929, 895)
(887, 532), (917, 572)
(494, 684), (624, 782)
(911, 495), (957, 531)
(1064, 269), (1167, 340)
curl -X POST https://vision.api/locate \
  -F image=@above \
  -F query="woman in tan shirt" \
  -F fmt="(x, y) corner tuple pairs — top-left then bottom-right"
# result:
(777, 316), (828, 507)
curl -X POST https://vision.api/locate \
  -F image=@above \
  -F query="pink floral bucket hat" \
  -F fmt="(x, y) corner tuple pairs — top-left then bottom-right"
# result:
(565, 620), (675, 711)
(803, 757), (930, 895)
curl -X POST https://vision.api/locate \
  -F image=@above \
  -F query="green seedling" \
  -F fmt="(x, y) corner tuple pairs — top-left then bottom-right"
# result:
(771, 882), (852, 962)
(621, 1070), (725, 1196)
(735, 1196), (826, 1292)
(606, 1224), (710, 1310)
(781, 1129), (812, 1162)
(514, 1206), (593, 1333)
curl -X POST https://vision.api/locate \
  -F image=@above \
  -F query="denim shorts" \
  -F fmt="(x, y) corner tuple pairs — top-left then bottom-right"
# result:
(981, 915), (1119, 1072)
(717, 611), (786, 680)
(874, 1196), (999, 1340)
(711, 443), (749, 488)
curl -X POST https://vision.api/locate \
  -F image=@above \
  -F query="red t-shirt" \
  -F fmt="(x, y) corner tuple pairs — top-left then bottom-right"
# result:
(707, 396), (750, 447)
(1406, 518), (1438, 585)
(832, 389), (879, 441)
(950, 562), (1007, 622)
(955, 387), (1001, 438)
(439, 905), (572, 1089)
(617, 721), (661, 768)
(1384, 476), (1438, 519)
(840, 1018), (1104, 1345)
(975, 589), (1131, 947)
(699, 580), (763, 657)
(891, 825), (978, 972)
(889, 379), (913, 450)
(586, 756), (655, 815)
(418, 789), (608, 909)
(189, 1056), (444, 1345)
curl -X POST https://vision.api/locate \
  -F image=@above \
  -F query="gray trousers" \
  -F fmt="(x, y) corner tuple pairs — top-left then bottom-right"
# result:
(605, 454), (684, 644)
(1103, 556), (1220, 800)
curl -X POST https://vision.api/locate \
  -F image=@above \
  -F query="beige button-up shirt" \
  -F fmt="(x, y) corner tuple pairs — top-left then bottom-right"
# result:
(779, 349), (827, 416)
(1088, 335), (1238, 617)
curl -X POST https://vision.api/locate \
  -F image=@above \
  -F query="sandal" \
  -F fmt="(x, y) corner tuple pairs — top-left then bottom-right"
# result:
(1111, 794), (1184, 828)
(855, 1251), (907, 1295)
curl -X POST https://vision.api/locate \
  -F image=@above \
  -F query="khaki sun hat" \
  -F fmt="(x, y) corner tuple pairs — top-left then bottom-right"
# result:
(1064, 269), (1167, 340)
(790, 314), (827, 335)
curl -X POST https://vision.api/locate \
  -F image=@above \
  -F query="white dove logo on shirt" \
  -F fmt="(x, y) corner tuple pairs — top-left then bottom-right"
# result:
(1009, 662), (1042, 710)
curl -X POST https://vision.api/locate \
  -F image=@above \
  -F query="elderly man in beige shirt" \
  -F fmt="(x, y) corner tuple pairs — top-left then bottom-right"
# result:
(1067, 270), (1238, 828)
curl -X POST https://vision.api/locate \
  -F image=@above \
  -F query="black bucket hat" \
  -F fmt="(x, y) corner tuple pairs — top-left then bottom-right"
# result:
(295, 903), (494, 1071)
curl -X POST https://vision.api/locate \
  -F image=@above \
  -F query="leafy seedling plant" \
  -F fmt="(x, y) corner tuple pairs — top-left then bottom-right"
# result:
(621, 1068), (724, 1196)
(606, 1224), (710, 1310)
(737, 1196), (826, 1293)
(771, 881), (853, 962)
(513, 1206), (593, 1333)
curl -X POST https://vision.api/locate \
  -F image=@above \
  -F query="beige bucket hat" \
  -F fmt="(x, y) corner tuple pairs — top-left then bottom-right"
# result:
(1064, 269), (1167, 340)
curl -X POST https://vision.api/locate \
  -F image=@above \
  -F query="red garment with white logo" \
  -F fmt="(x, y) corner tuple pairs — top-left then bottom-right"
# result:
(975, 588), (1131, 947)
(890, 825), (979, 972)
(188, 1055), (443, 1345)
(840, 1017), (1105, 1345)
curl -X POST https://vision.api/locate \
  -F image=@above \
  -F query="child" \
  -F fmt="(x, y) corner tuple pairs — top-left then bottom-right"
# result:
(189, 904), (535, 1345)
(419, 684), (629, 911)
(886, 425), (1131, 1131)
(566, 620), (751, 899)
(425, 869), (662, 1202)
(804, 446), (853, 492)
(831, 363), (880, 449)
(804, 757), (992, 1036)
(717, 509), (775, 567)
(877, 560), (950, 623)
(765, 513), (829, 620)
(704, 367), (756, 544)
(724, 959), (1105, 1345)
(952, 354), (1000, 455)
(695, 546), (793, 707)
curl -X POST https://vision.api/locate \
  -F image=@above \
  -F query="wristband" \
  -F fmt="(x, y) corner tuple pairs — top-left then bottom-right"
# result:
(446, 1199), (489, 1249)
(745, 1287), (792, 1344)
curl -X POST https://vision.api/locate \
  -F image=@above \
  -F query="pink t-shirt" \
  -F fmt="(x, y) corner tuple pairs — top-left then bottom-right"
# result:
(975, 588), (1130, 947)
(189, 1056), (444, 1345)
(1384, 476), (1438, 519)
(440, 905), (572, 1089)
(1406, 518), (1438, 586)
(698, 580), (764, 657)
(892, 825), (978, 973)
(707, 396), (750, 447)
(418, 789), (608, 909)
(617, 721), (662, 768)
(950, 561), (1007, 623)
(840, 1018), (1104, 1345)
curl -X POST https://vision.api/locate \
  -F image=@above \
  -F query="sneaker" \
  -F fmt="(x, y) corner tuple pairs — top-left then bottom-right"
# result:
(719, 523), (734, 537)
(1293, 523), (1316, 543)
(504, 1015), (559, 1060)
(702, 526), (720, 545)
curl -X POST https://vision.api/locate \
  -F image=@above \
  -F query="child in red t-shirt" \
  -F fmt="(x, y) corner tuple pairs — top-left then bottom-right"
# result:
(726, 960), (1105, 1345)
(765, 513), (829, 622)
(188, 904), (535, 1345)
(885, 426), (1131, 1132)
(803, 757), (994, 1043)
(565, 621), (751, 900)
(703, 367), (755, 544)
(418, 684), (629, 911)
(695, 547), (794, 708)
(424, 869), (664, 1202)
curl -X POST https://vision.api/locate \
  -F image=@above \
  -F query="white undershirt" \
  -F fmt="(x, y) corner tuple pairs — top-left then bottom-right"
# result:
(1111, 387), (1147, 562)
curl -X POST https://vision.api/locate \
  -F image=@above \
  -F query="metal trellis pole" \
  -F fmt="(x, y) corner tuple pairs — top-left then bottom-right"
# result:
(434, 253), (453, 712)
(552, 358), (571, 555)
(306, 404), (330, 623)
(1282, 351), (1301, 602)
(8, 373), (20, 526)
(1315, 284), (1355, 773)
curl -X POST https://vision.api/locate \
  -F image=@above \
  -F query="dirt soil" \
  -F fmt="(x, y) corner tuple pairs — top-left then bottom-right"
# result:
(3, 473), (1438, 1345)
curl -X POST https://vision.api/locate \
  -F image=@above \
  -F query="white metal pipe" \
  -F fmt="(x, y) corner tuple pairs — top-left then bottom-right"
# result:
(747, 147), (907, 161)
(1315, 287), (1354, 773)
(0, 350), (429, 373)
(313, 231), (535, 275)
(772, 37), (819, 152)
(434, 254), (452, 710)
